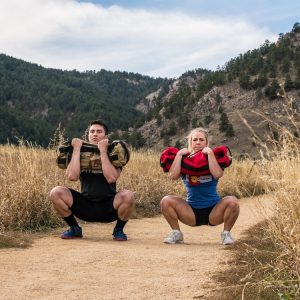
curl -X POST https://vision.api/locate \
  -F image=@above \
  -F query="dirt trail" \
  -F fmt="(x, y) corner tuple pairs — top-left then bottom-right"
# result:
(0, 196), (273, 300)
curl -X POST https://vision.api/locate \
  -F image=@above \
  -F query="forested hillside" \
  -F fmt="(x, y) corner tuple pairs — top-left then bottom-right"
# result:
(1, 23), (300, 154)
(130, 23), (300, 156)
(0, 54), (167, 146)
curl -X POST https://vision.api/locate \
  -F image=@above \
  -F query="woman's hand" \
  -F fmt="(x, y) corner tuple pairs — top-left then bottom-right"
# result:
(178, 148), (190, 156)
(169, 148), (189, 180)
(203, 146), (223, 179)
(202, 147), (213, 155)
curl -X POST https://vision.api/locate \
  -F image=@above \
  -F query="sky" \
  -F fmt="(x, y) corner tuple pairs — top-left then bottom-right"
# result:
(0, 0), (299, 78)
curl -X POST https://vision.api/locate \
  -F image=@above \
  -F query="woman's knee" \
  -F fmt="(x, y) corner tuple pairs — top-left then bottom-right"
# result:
(224, 196), (239, 211)
(160, 195), (174, 210)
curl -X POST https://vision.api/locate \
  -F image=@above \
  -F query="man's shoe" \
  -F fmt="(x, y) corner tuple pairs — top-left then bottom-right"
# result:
(61, 226), (83, 239)
(221, 231), (234, 245)
(113, 227), (128, 241)
(163, 230), (184, 244)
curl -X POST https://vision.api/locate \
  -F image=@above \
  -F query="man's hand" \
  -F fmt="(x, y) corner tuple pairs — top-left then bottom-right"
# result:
(98, 138), (109, 154)
(71, 138), (83, 150)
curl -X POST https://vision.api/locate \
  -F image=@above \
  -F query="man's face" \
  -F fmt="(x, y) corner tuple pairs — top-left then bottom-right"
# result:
(88, 124), (106, 144)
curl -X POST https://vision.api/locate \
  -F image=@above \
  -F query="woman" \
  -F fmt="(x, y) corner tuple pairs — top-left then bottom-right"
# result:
(160, 128), (239, 245)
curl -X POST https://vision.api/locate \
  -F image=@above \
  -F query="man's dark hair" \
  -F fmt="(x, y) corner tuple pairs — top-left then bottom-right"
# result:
(89, 120), (109, 135)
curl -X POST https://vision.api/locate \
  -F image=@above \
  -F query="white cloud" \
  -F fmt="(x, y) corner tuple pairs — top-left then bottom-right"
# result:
(0, 0), (278, 77)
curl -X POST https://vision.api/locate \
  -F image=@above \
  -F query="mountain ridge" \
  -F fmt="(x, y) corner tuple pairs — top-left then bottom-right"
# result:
(1, 22), (300, 155)
(129, 23), (300, 157)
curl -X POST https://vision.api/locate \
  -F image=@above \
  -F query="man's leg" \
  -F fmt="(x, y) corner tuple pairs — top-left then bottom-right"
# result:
(209, 196), (239, 245)
(160, 195), (196, 244)
(112, 189), (134, 241)
(49, 186), (82, 239)
(49, 186), (73, 217)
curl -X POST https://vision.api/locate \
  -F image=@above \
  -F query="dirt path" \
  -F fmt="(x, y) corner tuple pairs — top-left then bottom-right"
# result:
(0, 196), (273, 300)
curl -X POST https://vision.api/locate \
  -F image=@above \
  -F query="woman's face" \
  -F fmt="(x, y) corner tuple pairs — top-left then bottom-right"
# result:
(191, 132), (207, 153)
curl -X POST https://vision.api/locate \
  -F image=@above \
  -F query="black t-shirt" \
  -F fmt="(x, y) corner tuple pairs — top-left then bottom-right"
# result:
(80, 172), (116, 202)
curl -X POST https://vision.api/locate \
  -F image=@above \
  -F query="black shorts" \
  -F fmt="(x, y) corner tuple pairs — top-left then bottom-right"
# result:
(69, 189), (118, 223)
(189, 205), (217, 226)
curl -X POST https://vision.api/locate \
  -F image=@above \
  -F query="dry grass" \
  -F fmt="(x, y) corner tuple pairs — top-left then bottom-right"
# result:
(117, 149), (185, 217)
(210, 137), (300, 299)
(0, 142), (272, 232)
(0, 142), (77, 231)
(0, 231), (33, 248)
(218, 158), (269, 198)
(211, 88), (300, 299)
(0, 141), (295, 228)
(209, 221), (279, 300)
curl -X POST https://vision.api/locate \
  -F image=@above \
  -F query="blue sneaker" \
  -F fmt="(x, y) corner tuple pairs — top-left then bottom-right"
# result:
(112, 227), (127, 241)
(61, 226), (83, 239)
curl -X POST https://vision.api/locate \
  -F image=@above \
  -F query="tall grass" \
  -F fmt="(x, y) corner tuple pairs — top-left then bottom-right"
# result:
(245, 94), (300, 298)
(0, 141), (274, 231)
(0, 139), (288, 231)
(219, 158), (268, 197)
(117, 149), (186, 217)
(212, 88), (300, 299)
(261, 141), (300, 298)
(212, 136), (300, 300)
(0, 142), (75, 231)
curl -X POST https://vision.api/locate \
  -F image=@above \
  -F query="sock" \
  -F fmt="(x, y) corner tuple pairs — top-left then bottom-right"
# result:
(63, 215), (79, 227)
(223, 230), (230, 234)
(114, 218), (128, 230)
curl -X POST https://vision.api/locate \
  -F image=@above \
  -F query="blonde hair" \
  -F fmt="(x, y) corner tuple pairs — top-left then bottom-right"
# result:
(187, 127), (209, 152)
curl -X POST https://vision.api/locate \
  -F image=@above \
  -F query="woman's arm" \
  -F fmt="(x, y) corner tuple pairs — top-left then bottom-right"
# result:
(169, 148), (189, 180)
(202, 147), (223, 179)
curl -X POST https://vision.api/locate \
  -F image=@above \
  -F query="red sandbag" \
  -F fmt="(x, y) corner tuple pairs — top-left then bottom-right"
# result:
(160, 145), (232, 176)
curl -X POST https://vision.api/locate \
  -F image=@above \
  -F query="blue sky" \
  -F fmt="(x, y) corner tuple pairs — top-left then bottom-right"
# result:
(0, 0), (299, 78)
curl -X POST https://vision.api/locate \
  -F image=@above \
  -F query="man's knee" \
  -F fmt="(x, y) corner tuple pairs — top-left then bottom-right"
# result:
(118, 190), (134, 206)
(49, 186), (68, 204)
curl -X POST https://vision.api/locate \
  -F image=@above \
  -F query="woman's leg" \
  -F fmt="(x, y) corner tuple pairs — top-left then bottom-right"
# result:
(208, 196), (239, 230)
(160, 195), (196, 230)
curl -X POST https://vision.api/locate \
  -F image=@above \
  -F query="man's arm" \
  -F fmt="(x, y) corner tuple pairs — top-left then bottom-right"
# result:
(202, 147), (223, 179)
(169, 148), (189, 180)
(66, 138), (83, 181)
(98, 139), (121, 183)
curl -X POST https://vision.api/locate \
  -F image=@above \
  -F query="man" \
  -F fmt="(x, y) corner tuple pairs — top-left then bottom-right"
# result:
(50, 120), (134, 241)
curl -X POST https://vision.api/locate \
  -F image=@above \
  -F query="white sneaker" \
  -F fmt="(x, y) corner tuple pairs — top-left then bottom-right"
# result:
(164, 230), (184, 244)
(221, 231), (235, 245)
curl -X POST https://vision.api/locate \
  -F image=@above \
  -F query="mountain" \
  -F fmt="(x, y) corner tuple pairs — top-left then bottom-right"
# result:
(1, 23), (300, 155)
(126, 22), (300, 157)
(0, 54), (167, 146)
